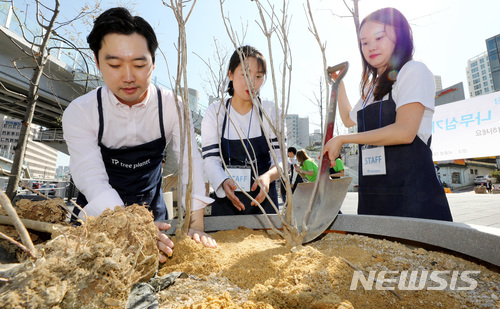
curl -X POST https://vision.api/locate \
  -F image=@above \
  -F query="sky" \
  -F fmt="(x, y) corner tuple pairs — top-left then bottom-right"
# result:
(57, 0), (500, 166)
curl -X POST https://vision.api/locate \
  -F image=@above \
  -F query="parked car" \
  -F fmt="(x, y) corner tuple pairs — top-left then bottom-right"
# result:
(474, 175), (493, 186)
(32, 182), (41, 189)
(39, 183), (57, 196)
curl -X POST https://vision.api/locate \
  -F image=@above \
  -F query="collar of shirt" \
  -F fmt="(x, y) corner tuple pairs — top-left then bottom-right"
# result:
(98, 84), (161, 149)
(104, 85), (151, 110)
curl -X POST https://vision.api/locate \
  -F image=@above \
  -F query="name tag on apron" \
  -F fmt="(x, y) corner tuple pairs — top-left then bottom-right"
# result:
(361, 146), (387, 176)
(227, 166), (252, 191)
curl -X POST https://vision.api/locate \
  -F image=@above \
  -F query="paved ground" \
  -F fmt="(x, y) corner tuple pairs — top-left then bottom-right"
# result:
(338, 186), (500, 229)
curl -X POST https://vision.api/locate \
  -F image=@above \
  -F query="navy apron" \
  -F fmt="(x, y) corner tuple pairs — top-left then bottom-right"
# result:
(210, 99), (278, 216)
(74, 87), (167, 220)
(356, 92), (452, 221)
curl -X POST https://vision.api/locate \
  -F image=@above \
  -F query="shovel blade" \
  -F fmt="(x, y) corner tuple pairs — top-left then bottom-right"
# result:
(291, 177), (352, 243)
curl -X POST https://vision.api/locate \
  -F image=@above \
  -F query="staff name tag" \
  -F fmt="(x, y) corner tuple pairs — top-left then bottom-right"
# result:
(227, 166), (251, 191)
(361, 146), (387, 176)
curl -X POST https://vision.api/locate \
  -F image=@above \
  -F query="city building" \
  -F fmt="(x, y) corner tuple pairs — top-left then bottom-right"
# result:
(309, 129), (322, 147)
(486, 34), (500, 92)
(466, 52), (494, 97)
(435, 82), (465, 106)
(208, 95), (217, 106)
(434, 75), (443, 92)
(55, 166), (70, 180)
(0, 116), (21, 155)
(285, 114), (309, 149)
(25, 139), (58, 179)
(0, 115), (57, 179)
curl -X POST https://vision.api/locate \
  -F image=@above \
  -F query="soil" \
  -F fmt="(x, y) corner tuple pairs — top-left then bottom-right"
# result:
(158, 228), (500, 309)
(0, 200), (499, 308)
(0, 203), (159, 308)
(0, 198), (69, 260)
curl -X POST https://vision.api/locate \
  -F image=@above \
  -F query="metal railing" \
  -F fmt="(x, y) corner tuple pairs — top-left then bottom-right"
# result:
(33, 128), (64, 142)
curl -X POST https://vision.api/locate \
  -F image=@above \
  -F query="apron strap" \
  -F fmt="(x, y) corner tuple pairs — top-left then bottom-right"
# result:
(221, 98), (231, 137)
(97, 86), (166, 142)
(156, 86), (166, 139)
(97, 87), (104, 143)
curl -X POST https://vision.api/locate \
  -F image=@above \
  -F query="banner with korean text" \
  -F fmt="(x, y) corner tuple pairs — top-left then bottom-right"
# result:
(431, 91), (500, 161)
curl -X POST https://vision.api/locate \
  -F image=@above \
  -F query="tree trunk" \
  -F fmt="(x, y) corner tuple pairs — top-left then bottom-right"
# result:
(6, 67), (43, 201)
(6, 0), (60, 201)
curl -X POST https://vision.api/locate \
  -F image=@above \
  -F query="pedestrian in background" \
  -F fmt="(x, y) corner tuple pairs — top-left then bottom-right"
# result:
(295, 149), (318, 182)
(329, 154), (345, 179)
(486, 179), (493, 194)
(287, 147), (303, 192)
(280, 146), (304, 202)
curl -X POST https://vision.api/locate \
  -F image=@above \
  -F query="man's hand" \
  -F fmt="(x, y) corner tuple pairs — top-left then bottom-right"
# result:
(222, 178), (245, 211)
(154, 221), (174, 263)
(188, 208), (217, 248)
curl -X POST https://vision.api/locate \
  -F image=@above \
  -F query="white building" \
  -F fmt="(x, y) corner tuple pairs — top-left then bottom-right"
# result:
(25, 139), (58, 179)
(0, 115), (57, 179)
(285, 114), (309, 149)
(309, 129), (321, 146)
(466, 52), (494, 97)
(434, 75), (443, 92)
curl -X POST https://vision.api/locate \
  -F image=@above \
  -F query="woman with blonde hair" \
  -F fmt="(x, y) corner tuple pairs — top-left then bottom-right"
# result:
(294, 149), (318, 182)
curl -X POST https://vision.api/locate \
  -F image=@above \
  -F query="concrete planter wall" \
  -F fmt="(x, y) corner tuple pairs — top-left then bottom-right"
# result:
(165, 213), (500, 267)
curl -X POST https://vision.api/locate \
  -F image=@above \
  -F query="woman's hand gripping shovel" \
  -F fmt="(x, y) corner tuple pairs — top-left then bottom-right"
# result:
(289, 62), (352, 244)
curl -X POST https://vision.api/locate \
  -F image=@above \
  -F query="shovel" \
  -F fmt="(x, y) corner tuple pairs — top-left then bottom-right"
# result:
(291, 61), (352, 244)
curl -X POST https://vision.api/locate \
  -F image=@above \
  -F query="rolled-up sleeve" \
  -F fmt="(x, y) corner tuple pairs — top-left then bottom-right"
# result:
(201, 102), (230, 198)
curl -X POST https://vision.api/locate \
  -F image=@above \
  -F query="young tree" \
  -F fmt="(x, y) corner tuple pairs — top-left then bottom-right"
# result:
(307, 77), (326, 139)
(217, 0), (306, 245)
(162, 0), (197, 237)
(3, 0), (99, 200)
(215, 0), (346, 246)
(330, 0), (361, 40)
(194, 38), (230, 104)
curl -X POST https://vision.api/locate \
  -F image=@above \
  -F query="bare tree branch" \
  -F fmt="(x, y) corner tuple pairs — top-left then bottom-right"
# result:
(0, 190), (37, 259)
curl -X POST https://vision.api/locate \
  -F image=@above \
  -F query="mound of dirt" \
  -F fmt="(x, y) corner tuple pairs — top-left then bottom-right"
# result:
(157, 228), (500, 308)
(0, 198), (69, 261)
(0, 205), (159, 308)
(14, 198), (68, 224)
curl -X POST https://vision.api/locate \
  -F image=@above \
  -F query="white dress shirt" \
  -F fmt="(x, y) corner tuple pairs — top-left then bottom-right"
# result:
(289, 156), (299, 184)
(62, 84), (212, 217)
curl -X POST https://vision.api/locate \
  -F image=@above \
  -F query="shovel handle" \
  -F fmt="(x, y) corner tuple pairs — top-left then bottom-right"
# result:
(327, 61), (349, 84)
(321, 61), (349, 173)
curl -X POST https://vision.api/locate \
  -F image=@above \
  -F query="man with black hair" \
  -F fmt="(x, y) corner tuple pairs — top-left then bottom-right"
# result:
(287, 147), (303, 193)
(62, 7), (216, 262)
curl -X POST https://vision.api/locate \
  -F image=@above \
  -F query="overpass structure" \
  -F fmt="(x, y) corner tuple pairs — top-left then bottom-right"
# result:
(0, 25), (94, 129)
(0, 4), (98, 175)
